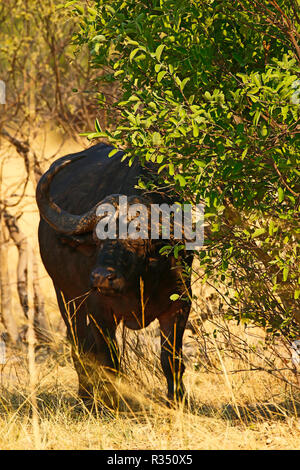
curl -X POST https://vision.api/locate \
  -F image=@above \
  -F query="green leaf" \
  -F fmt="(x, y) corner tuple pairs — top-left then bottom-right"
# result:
(114, 70), (124, 77)
(278, 187), (285, 202)
(129, 47), (140, 62)
(252, 228), (266, 238)
(253, 110), (261, 126)
(192, 121), (199, 137)
(65, 0), (77, 7)
(158, 164), (168, 174)
(152, 132), (161, 146)
(170, 294), (180, 301)
(175, 174), (186, 187)
(155, 44), (165, 61)
(180, 77), (190, 90)
(241, 147), (248, 159)
(148, 101), (157, 110)
(108, 149), (119, 158)
(157, 70), (167, 82)
(137, 180), (146, 189)
(283, 266), (289, 282)
(168, 163), (174, 176)
(260, 124), (268, 137)
(105, 5), (115, 14)
(74, 4), (84, 14)
(281, 106), (289, 121)
(95, 118), (102, 132)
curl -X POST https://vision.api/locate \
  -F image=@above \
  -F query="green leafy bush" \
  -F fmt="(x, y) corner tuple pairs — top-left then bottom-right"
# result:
(70, 0), (300, 338)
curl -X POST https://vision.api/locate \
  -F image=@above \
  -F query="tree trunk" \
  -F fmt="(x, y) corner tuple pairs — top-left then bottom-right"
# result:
(4, 211), (52, 344)
(0, 214), (19, 344)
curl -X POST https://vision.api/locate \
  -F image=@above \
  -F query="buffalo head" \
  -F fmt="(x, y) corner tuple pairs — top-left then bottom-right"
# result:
(36, 169), (169, 299)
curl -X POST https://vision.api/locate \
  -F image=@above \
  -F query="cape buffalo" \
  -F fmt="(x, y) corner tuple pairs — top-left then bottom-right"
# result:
(36, 143), (192, 408)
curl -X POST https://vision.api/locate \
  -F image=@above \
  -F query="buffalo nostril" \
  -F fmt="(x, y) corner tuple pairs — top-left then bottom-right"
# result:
(91, 270), (117, 286)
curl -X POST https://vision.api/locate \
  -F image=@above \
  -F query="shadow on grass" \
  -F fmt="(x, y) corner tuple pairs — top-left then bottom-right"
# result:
(0, 390), (104, 420)
(1, 386), (299, 425)
(189, 395), (300, 423)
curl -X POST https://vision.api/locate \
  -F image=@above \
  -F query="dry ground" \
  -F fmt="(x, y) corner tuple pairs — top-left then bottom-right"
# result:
(0, 317), (299, 450)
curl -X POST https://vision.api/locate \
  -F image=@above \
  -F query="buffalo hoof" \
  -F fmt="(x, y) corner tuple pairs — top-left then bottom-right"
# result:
(166, 386), (187, 407)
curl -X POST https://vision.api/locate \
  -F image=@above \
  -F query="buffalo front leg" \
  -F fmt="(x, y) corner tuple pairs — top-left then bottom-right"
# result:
(72, 321), (120, 410)
(159, 305), (190, 402)
(54, 287), (121, 409)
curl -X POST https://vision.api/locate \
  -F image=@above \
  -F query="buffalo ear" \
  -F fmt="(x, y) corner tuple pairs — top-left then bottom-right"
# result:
(59, 233), (95, 257)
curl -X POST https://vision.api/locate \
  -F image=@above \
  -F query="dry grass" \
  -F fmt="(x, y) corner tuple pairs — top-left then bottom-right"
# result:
(0, 316), (299, 450)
